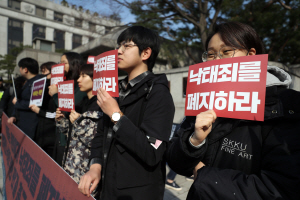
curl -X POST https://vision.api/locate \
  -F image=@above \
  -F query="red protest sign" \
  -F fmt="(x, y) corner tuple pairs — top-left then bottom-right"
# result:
(58, 80), (74, 112)
(185, 54), (268, 121)
(1, 113), (95, 200)
(92, 50), (119, 97)
(87, 56), (95, 64)
(50, 63), (65, 85)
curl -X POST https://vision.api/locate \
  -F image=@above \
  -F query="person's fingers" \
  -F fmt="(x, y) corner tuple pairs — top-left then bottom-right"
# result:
(89, 178), (100, 194)
(83, 177), (92, 196)
(100, 87), (109, 98)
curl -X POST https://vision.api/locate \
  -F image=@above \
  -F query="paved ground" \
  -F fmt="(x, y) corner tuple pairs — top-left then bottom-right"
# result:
(164, 167), (193, 200)
(0, 139), (192, 200)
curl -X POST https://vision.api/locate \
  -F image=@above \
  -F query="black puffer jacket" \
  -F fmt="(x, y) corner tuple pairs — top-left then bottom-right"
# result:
(167, 67), (300, 200)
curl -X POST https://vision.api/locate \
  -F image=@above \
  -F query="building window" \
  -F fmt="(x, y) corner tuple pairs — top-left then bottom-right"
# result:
(105, 26), (112, 34)
(89, 23), (96, 32)
(89, 37), (95, 42)
(72, 34), (82, 49)
(54, 12), (63, 22)
(74, 18), (82, 27)
(32, 24), (45, 39)
(8, 0), (21, 10)
(8, 18), (23, 54)
(183, 77), (187, 97)
(54, 30), (65, 50)
(36, 7), (46, 18)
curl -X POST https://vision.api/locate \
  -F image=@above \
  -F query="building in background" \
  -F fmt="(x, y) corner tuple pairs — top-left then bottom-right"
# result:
(0, 0), (121, 56)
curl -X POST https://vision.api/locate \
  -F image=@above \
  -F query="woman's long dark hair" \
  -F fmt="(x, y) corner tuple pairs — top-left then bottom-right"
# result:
(63, 52), (84, 81)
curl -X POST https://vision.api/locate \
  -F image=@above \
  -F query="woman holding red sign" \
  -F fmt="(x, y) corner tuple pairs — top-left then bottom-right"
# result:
(167, 22), (300, 199)
(49, 52), (87, 166)
(55, 64), (102, 195)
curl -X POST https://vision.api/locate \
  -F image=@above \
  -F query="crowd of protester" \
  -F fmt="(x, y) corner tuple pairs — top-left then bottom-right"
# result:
(0, 22), (299, 200)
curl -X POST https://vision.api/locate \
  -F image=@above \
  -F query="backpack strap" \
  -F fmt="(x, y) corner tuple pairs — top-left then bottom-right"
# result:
(137, 81), (154, 127)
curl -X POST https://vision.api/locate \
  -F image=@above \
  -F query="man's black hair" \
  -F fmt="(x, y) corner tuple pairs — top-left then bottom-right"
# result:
(79, 64), (94, 79)
(18, 57), (39, 75)
(117, 26), (161, 72)
(40, 62), (56, 73)
(205, 21), (265, 54)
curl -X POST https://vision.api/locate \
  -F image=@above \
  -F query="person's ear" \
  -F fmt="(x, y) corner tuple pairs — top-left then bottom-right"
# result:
(141, 47), (152, 61)
(24, 67), (29, 73)
(248, 48), (256, 56)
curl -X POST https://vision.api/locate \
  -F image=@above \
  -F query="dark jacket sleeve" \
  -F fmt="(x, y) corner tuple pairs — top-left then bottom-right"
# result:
(166, 116), (208, 176)
(90, 115), (105, 165)
(52, 93), (58, 107)
(113, 84), (175, 167)
(184, 125), (300, 200)
(14, 99), (30, 110)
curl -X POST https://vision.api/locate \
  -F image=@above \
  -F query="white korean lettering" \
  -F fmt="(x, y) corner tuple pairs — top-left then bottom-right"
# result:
(217, 64), (232, 82)
(58, 84), (73, 94)
(214, 91), (228, 110)
(103, 77), (116, 92)
(106, 55), (115, 70)
(59, 98), (74, 109)
(228, 91), (251, 112)
(209, 65), (219, 83)
(100, 56), (107, 71)
(52, 66), (64, 74)
(238, 61), (261, 82)
(51, 77), (64, 85)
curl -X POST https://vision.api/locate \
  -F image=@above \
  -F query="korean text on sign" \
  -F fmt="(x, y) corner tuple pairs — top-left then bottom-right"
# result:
(50, 64), (65, 85)
(185, 54), (268, 121)
(92, 50), (119, 97)
(58, 80), (74, 112)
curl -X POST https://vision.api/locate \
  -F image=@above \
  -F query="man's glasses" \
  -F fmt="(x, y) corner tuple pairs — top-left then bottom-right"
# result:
(202, 46), (248, 62)
(115, 42), (137, 52)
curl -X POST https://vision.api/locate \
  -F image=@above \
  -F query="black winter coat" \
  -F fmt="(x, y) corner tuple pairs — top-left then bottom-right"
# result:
(13, 74), (43, 139)
(167, 86), (300, 200)
(91, 72), (175, 200)
(35, 79), (57, 155)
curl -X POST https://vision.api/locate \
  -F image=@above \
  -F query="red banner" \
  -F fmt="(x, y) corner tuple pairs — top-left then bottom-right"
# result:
(50, 64), (65, 85)
(1, 113), (95, 200)
(92, 50), (119, 97)
(185, 55), (268, 121)
(58, 80), (75, 112)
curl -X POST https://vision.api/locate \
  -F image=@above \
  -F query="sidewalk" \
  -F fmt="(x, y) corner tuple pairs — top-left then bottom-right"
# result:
(163, 167), (193, 200)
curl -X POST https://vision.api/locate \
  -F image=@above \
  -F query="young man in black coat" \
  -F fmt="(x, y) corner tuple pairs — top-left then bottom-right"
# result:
(79, 26), (175, 200)
(7, 57), (43, 139)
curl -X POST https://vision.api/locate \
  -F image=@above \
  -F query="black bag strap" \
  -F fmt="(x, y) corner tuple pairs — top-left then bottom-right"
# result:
(137, 81), (154, 127)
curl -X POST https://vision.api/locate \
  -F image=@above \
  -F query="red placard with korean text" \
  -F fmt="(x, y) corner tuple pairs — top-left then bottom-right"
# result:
(92, 50), (119, 97)
(58, 80), (74, 112)
(50, 63), (65, 85)
(87, 56), (95, 64)
(185, 54), (268, 121)
(1, 113), (95, 200)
